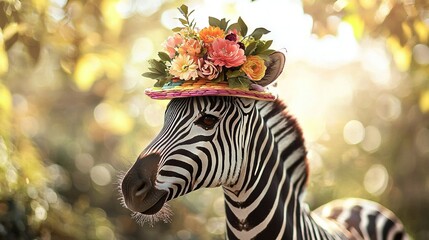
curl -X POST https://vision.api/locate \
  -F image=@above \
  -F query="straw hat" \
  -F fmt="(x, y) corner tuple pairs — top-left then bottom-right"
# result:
(145, 52), (285, 101)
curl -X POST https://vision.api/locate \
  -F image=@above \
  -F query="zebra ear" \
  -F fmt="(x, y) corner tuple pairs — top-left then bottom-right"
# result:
(257, 52), (286, 87)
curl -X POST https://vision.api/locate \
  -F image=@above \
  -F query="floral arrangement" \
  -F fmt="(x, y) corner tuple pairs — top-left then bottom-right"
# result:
(143, 5), (276, 90)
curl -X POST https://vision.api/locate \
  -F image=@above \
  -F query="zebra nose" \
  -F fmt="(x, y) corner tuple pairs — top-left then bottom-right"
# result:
(121, 153), (161, 212)
(135, 181), (151, 197)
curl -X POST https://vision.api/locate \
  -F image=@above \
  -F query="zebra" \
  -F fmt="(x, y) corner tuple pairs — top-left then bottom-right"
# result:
(120, 52), (408, 239)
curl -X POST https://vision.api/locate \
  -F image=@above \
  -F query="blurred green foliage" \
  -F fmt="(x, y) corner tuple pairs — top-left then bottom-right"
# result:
(0, 0), (428, 239)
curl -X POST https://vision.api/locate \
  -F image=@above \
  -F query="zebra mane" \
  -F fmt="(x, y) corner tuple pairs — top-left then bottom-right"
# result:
(257, 98), (309, 189)
(271, 99), (305, 146)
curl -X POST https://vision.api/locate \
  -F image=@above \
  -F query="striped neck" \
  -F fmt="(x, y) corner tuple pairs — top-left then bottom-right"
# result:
(222, 100), (346, 239)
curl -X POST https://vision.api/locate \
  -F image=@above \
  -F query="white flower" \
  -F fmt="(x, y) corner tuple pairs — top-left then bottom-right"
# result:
(169, 55), (198, 80)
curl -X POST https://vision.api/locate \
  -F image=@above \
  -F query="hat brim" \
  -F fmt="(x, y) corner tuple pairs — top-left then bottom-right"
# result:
(145, 79), (276, 101)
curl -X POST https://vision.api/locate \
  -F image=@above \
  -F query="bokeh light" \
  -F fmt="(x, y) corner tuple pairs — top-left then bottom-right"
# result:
(364, 164), (389, 196)
(75, 153), (95, 174)
(361, 126), (382, 153)
(415, 127), (429, 156)
(343, 120), (365, 145)
(376, 94), (402, 121)
(90, 164), (113, 186)
(413, 44), (429, 65)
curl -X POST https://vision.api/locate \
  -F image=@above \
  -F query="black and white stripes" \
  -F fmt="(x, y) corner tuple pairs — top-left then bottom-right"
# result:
(121, 96), (408, 239)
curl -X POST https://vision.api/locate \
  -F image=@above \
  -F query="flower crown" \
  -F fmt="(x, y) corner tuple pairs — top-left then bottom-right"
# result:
(143, 5), (285, 101)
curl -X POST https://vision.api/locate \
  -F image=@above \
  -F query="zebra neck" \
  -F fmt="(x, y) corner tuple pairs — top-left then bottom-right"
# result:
(221, 150), (310, 239)
(223, 194), (347, 239)
(221, 100), (346, 239)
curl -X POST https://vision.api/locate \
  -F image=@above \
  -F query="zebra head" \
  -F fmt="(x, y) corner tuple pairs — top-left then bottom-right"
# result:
(120, 52), (285, 222)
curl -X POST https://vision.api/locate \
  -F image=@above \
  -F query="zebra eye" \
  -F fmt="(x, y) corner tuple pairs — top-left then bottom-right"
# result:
(195, 114), (219, 130)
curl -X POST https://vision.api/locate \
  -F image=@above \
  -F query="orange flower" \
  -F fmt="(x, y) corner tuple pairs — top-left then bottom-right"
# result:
(241, 55), (267, 81)
(199, 26), (225, 44)
(178, 38), (202, 57)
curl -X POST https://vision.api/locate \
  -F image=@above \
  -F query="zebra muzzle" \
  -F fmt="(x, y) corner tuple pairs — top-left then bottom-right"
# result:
(121, 153), (168, 215)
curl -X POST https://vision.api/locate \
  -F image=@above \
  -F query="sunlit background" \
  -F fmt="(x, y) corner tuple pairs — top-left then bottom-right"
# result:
(1, 0), (428, 239)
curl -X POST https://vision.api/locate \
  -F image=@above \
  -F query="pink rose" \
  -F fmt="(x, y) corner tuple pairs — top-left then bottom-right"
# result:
(163, 33), (183, 58)
(197, 59), (221, 80)
(208, 38), (246, 68)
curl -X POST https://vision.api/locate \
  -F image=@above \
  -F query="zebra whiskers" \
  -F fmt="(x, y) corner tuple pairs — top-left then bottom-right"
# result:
(117, 170), (173, 226)
(130, 204), (173, 227)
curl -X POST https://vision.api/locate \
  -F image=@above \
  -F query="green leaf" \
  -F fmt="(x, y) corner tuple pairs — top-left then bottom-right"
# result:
(212, 72), (225, 82)
(147, 59), (157, 68)
(226, 70), (244, 79)
(209, 17), (221, 27)
(254, 40), (273, 55)
(228, 77), (251, 89)
(178, 4), (188, 16)
(219, 18), (229, 30)
(261, 49), (276, 55)
(148, 59), (167, 73)
(245, 41), (258, 55)
(154, 78), (169, 87)
(250, 27), (270, 40)
(259, 40), (273, 51)
(142, 72), (163, 79)
(227, 23), (241, 33)
(179, 18), (188, 25)
(148, 67), (162, 74)
(172, 27), (183, 32)
(258, 49), (276, 59)
(158, 52), (171, 61)
(238, 17), (248, 36)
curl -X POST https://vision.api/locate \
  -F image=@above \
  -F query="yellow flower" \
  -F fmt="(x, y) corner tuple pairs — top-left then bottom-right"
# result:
(169, 55), (198, 81)
(240, 55), (267, 81)
(199, 26), (225, 44)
